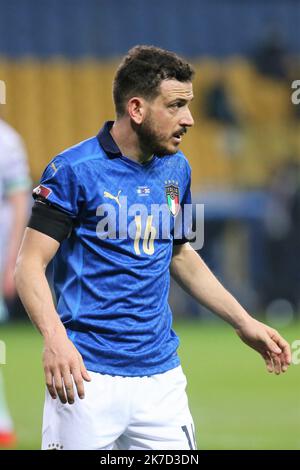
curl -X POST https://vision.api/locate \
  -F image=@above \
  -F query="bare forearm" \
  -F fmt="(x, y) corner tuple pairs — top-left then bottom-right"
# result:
(15, 259), (66, 340)
(170, 244), (251, 329)
(170, 243), (292, 375)
(15, 228), (91, 403)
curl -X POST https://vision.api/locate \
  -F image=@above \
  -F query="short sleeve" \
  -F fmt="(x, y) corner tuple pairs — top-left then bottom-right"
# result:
(32, 157), (84, 218)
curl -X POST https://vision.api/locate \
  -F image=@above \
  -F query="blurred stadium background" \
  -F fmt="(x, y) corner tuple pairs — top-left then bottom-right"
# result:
(0, 0), (299, 450)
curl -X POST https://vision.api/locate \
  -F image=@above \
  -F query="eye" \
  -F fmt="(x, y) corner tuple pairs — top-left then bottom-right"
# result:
(169, 102), (182, 109)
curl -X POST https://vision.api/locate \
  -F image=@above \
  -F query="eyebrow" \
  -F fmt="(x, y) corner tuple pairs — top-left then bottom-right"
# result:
(168, 96), (194, 105)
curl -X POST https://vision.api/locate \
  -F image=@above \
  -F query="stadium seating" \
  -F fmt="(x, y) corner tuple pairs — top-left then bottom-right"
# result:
(0, 57), (298, 188)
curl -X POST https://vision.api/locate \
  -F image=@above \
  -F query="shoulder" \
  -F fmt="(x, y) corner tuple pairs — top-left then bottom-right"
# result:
(46, 136), (108, 179)
(55, 136), (104, 168)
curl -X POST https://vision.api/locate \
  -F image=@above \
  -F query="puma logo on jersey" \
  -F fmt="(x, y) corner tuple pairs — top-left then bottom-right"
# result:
(51, 162), (58, 173)
(104, 190), (122, 207)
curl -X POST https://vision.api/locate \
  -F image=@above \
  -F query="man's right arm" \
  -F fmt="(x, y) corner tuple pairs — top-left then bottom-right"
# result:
(15, 227), (91, 404)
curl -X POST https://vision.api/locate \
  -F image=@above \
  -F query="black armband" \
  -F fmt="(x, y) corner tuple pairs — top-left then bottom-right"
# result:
(173, 237), (190, 245)
(28, 200), (74, 243)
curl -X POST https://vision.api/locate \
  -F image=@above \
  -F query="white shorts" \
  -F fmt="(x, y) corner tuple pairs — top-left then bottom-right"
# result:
(42, 365), (196, 450)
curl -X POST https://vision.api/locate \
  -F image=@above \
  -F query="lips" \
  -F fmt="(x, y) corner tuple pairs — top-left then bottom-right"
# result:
(172, 129), (186, 143)
(173, 129), (186, 139)
(173, 135), (182, 143)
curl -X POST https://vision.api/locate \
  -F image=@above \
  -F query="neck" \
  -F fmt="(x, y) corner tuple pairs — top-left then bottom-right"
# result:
(110, 118), (153, 164)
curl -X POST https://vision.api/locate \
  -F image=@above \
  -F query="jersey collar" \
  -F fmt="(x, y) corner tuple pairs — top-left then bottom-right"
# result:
(97, 121), (122, 159)
(97, 120), (157, 167)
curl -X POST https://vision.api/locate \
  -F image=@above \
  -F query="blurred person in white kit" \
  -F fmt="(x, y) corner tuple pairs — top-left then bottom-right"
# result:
(0, 116), (31, 446)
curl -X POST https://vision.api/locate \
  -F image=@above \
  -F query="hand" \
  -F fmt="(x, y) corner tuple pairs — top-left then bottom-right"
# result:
(235, 317), (292, 374)
(43, 331), (91, 404)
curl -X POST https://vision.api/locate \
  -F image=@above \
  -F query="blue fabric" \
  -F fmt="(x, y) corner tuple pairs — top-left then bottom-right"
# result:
(0, 0), (298, 58)
(38, 121), (192, 376)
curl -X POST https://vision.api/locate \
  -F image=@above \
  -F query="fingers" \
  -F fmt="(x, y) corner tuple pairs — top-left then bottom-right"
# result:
(238, 320), (291, 375)
(271, 353), (282, 375)
(270, 332), (292, 368)
(43, 338), (92, 403)
(44, 361), (91, 404)
(53, 370), (67, 404)
(71, 366), (85, 400)
(280, 351), (289, 373)
(61, 366), (75, 404)
(78, 355), (92, 382)
(265, 330), (292, 374)
(45, 368), (57, 400)
(262, 347), (291, 375)
(266, 338), (282, 355)
(46, 369), (80, 404)
(262, 352), (274, 373)
(262, 352), (283, 375)
(72, 355), (92, 399)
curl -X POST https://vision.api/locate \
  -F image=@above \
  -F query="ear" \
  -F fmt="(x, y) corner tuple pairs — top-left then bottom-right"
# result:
(127, 97), (146, 124)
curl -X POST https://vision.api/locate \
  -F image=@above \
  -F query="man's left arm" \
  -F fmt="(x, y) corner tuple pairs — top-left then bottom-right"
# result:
(170, 242), (292, 374)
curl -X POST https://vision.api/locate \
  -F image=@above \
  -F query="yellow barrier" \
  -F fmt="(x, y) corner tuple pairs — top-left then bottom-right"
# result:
(0, 58), (298, 188)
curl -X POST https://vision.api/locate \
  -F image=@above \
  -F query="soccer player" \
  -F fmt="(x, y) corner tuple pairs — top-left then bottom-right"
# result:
(0, 117), (31, 446)
(15, 46), (291, 450)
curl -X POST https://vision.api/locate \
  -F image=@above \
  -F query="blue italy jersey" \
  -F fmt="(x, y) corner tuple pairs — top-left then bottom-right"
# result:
(36, 121), (192, 376)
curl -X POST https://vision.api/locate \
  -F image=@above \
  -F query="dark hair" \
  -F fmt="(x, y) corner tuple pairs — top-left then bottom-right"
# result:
(113, 45), (194, 116)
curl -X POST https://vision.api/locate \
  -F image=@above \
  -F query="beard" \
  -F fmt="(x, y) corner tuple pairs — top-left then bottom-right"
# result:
(132, 112), (176, 157)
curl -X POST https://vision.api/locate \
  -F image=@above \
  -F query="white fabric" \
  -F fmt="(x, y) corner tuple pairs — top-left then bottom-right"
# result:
(0, 119), (31, 268)
(0, 119), (31, 322)
(0, 119), (31, 428)
(0, 119), (31, 197)
(42, 365), (196, 450)
(0, 370), (13, 431)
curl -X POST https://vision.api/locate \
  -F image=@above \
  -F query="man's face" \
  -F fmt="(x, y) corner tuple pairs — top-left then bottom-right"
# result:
(136, 79), (194, 156)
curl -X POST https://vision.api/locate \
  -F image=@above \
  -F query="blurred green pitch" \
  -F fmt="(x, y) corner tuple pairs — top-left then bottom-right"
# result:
(1, 320), (299, 450)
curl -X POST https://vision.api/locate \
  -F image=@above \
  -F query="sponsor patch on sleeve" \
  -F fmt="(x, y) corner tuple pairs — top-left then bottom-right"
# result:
(33, 184), (52, 199)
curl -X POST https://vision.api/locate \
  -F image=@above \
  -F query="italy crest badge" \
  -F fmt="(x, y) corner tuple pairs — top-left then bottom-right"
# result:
(165, 181), (180, 217)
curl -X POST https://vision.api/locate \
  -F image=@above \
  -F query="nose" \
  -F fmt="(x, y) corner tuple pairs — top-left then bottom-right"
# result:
(180, 107), (194, 127)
